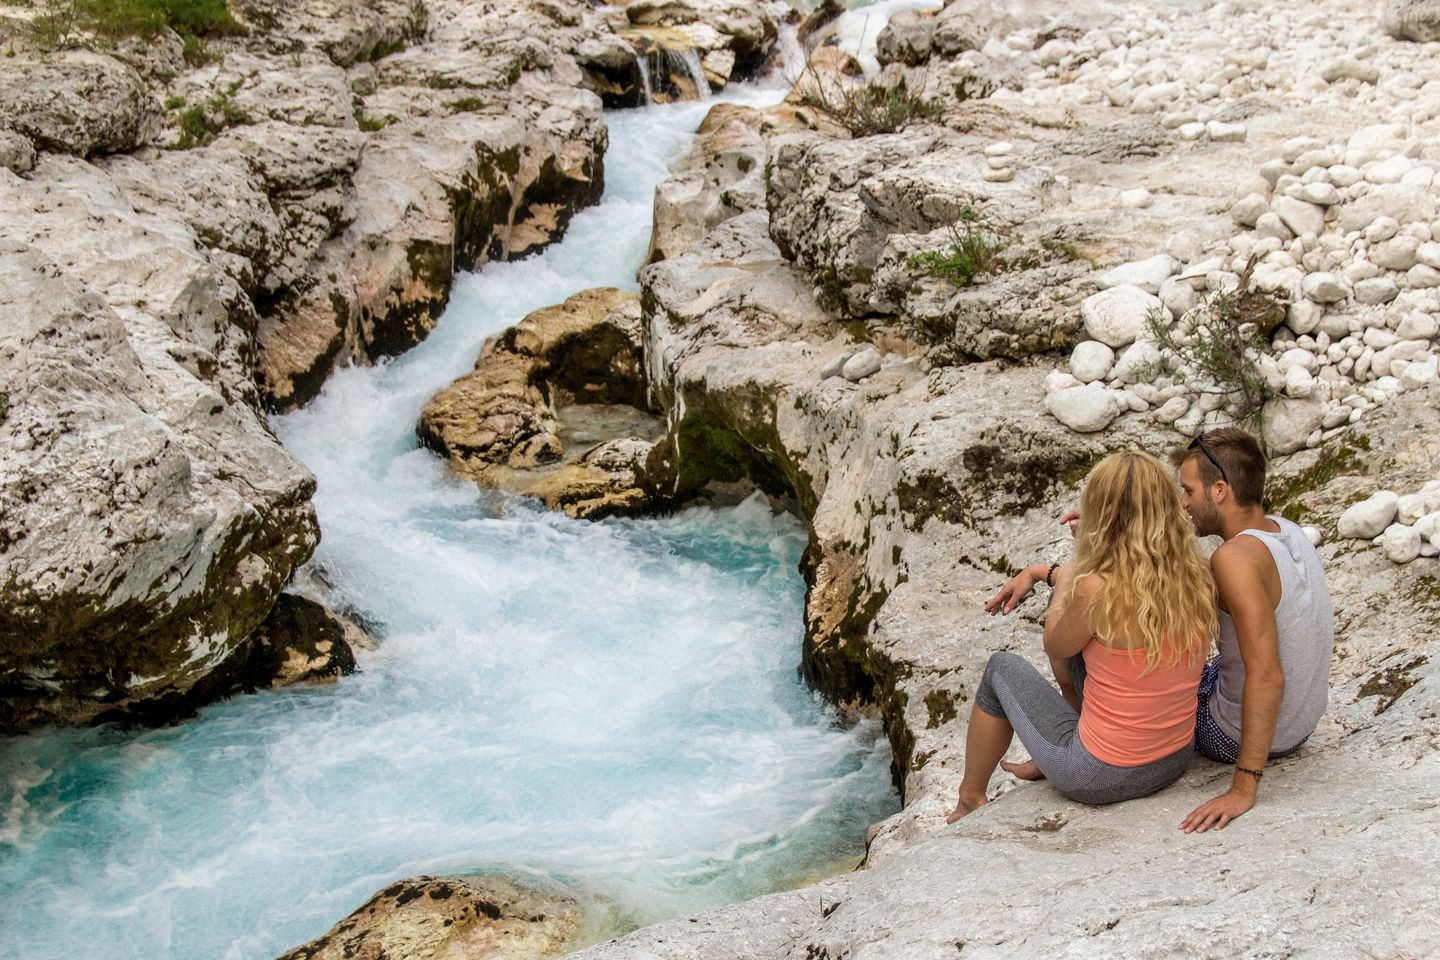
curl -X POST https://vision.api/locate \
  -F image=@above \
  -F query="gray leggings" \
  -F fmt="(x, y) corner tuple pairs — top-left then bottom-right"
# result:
(975, 651), (1191, 805)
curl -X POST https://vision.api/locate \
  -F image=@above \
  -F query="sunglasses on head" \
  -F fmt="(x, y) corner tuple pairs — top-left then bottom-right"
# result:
(1189, 434), (1229, 485)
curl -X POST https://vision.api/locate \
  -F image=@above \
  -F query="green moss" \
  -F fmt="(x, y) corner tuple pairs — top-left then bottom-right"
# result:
(1266, 434), (1371, 523)
(30, 0), (244, 48)
(449, 97), (485, 113)
(1358, 655), (1427, 715)
(924, 689), (959, 729)
(356, 112), (388, 132)
(0, 391), (8, 425)
(367, 36), (407, 61)
(163, 94), (187, 110)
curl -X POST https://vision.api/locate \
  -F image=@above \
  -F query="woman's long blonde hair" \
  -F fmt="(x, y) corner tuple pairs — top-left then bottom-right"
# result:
(1058, 450), (1217, 671)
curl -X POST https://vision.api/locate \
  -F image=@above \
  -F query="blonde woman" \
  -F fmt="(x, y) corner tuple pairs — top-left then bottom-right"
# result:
(946, 451), (1217, 822)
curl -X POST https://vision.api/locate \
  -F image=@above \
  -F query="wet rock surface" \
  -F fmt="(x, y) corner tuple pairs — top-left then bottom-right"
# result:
(418, 287), (665, 519)
(278, 874), (582, 960)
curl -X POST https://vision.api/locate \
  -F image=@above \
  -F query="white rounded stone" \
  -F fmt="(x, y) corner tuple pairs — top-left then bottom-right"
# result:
(1045, 368), (1083, 395)
(1081, 285), (1164, 348)
(1400, 361), (1438, 390)
(841, 347), (882, 382)
(1398, 493), (1428, 525)
(1255, 212), (1294, 241)
(1371, 236), (1422, 271)
(1288, 299), (1324, 334)
(982, 167), (1015, 183)
(1355, 277), (1401, 304)
(1120, 188), (1153, 208)
(1111, 340), (1163, 383)
(1302, 182), (1342, 206)
(1207, 120), (1247, 142)
(1094, 254), (1181, 294)
(1261, 395), (1327, 455)
(1383, 523), (1422, 564)
(1407, 265), (1440, 289)
(1302, 272), (1348, 303)
(1046, 383), (1122, 432)
(1231, 193), (1269, 227)
(1070, 340), (1116, 383)
(1273, 197), (1327, 238)
(1338, 491), (1401, 539)
(985, 142), (1015, 157)
(1365, 216), (1401, 243)
(1366, 155), (1415, 184)
(1415, 512), (1440, 541)
(1152, 395), (1190, 424)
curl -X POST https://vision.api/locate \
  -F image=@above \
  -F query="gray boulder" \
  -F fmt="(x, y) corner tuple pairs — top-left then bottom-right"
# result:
(0, 158), (318, 730)
(0, 51), (160, 156)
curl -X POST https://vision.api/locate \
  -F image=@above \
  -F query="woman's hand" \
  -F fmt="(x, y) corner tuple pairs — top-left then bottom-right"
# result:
(1060, 510), (1081, 538)
(985, 564), (1045, 615)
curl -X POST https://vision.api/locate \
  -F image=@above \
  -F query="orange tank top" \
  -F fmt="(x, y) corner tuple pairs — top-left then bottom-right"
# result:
(1077, 638), (1203, 766)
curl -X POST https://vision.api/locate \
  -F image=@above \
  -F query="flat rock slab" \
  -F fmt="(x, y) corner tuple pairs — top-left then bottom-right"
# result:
(278, 874), (582, 960)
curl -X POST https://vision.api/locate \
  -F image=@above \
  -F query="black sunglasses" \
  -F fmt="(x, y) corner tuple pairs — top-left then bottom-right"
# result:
(1189, 435), (1229, 485)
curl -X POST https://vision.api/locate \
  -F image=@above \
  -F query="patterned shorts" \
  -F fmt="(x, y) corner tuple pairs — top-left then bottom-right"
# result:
(1194, 659), (1307, 763)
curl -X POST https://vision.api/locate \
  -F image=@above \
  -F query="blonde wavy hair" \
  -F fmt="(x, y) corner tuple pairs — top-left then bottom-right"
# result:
(1058, 450), (1217, 671)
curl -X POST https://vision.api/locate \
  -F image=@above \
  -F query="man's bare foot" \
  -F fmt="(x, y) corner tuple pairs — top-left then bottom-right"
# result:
(945, 788), (989, 823)
(1000, 758), (1045, 781)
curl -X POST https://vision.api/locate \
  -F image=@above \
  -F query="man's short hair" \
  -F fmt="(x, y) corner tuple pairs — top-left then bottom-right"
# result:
(1168, 428), (1266, 506)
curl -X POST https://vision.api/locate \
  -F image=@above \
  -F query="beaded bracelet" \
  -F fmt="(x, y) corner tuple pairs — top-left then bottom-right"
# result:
(1045, 562), (1060, 588)
(1235, 765), (1264, 780)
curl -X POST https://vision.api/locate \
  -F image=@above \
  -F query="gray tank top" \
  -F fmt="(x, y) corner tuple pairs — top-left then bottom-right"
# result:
(1210, 516), (1334, 751)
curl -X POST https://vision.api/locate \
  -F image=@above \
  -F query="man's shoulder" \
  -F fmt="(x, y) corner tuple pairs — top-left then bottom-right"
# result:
(1212, 534), (1273, 571)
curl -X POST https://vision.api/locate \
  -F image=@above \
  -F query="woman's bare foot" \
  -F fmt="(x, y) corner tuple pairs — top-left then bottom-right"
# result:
(1000, 758), (1045, 781)
(945, 788), (989, 823)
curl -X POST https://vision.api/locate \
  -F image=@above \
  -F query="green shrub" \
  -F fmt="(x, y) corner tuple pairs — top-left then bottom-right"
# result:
(799, 74), (943, 137)
(172, 85), (250, 149)
(908, 206), (1006, 288)
(1137, 262), (1278, 427)
(29, 0), (244, 48)
(355, 111), (388, 132)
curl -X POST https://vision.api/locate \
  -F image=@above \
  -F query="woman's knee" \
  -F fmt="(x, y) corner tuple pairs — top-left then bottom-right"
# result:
(976, 651), (1026, 717)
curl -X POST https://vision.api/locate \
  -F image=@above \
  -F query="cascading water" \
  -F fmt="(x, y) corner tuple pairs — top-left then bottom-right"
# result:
(0, 80), (899, 960)
(634, 51), (654, 105)
(675, 47), (712, 98)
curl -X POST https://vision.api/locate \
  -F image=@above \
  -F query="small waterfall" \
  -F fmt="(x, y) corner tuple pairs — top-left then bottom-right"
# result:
(634, 50), (654, 105)
(676, 46), (712, 98)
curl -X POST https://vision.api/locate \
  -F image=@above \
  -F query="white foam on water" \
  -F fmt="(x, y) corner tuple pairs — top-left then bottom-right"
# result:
(0, 85), (897, 960)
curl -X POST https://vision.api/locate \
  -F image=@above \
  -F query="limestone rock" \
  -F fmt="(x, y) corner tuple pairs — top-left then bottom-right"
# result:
(0, 130), (35, 175)
(418, 288), (663, 518)
(624, 0), (781, 78)
(842, 347), (882, 381)
(1339, 492), (1402, 539)
(0, 51), (160, 156)
(278, 874), (581, 960)
(876, 11), (936, 67)
(1303, 272), (1349, 303)
(1093, 254), (1181, 294)
(1046, 383), (1122, 432)
(0, 159), (318, 731)
(1384, 0), (1440, 41)
(1261, 394), (1326, 454)
(1069, 340), (1115, 383)
(1383, 523), (1423, 563)
(1081, 285), (1163, 348)
(1272, 196), (1326, 238)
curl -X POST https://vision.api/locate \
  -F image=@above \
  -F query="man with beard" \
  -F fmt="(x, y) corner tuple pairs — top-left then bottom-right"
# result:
(980, 428), (1334, 833)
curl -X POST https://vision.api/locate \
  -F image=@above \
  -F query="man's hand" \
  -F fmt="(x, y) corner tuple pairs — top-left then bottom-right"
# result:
(985, 565), (1042, 615)
(1180, 785), (1255, 833)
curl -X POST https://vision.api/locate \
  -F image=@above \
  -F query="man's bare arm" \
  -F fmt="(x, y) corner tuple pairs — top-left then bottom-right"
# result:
(1181, 539), (1284, 833)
